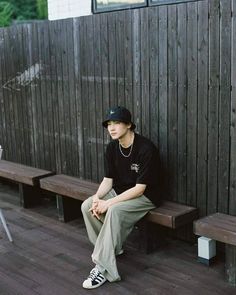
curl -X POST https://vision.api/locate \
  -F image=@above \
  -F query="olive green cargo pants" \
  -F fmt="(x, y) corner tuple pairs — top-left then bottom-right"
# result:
(81, 189), (155, 282)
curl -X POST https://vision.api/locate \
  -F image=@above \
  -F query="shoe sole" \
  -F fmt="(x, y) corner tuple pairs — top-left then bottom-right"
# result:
(82, 279), (106, 289)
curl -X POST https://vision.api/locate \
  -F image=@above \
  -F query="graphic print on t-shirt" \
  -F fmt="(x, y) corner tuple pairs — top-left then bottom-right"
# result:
(130, 163), (140, 173)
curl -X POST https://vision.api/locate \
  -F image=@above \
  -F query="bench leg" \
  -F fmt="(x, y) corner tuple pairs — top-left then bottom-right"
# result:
(56, 195), (82, 222)
(19, 184), (42, 208)
(225, 244), (236, 286)
(137, 220), (166, 254)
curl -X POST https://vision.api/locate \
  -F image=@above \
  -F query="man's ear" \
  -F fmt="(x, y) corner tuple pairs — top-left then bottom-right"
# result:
(127, 123), (132, 129)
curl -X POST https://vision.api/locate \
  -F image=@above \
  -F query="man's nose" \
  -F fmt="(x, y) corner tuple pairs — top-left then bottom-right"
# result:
(109, 125), (115, 130)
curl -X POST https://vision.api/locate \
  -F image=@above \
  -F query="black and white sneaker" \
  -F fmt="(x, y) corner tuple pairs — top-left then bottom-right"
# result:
(82, 267), (107, 289)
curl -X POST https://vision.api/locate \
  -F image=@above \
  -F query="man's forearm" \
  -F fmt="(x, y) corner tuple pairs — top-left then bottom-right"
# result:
(109, 184), (146, 205)
(94, 177), (113, 199)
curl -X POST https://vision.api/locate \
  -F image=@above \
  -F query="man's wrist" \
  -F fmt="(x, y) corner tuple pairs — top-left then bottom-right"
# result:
(93, 194), (99, 201)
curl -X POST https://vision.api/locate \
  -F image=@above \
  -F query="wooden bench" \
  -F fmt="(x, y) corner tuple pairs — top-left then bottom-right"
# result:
(40, 174), (198, 234)
(194, 213), (236, 286)
(0, 160), (54, 208)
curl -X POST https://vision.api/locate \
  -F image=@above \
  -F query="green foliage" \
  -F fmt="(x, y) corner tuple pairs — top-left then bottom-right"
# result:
(0, 2), (15, 27)
(37, 0), (48, 19)
(0, 0), (48, 27)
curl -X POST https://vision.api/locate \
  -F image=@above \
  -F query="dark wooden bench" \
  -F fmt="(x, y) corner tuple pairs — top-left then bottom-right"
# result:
(40, 174), (198, 231)
(40, 174), (198, 252)
(0, 160), (54, 208)
(194, 213), (236, 286)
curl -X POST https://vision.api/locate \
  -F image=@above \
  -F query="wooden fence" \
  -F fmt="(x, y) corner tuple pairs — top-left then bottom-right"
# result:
(0, 0), (236, 217)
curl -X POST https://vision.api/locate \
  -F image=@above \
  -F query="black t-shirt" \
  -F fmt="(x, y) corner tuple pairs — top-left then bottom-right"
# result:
(104, 133), (161, 206)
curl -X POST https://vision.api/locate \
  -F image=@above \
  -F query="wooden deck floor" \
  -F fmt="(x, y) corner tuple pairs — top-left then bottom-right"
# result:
(0, 182), (235, 295)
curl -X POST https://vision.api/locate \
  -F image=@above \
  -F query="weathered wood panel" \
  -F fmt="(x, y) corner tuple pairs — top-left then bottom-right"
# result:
(0, 0), (235, 218)
(208, 0), (220, 215)
(197, 0), (208, 217)
(230, 0), (236, 215)
(186, 1), (198, 207)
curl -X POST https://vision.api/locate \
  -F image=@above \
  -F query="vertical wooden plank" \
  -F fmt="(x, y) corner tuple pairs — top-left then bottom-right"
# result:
(158, 5), (168, 194)
(0, 28), (7, 155)
(124, 10), (133, 115)
(116, 11), (125, 107)
(23, 24), (36, 168)
(140, 8), (150, 138)
(3, 27), (14, 161)
(30, 22), (44, 168)
(23, 24), (37, 166)
(207, 0), (220, 214)
(3, 26), (13, 160)
(230, 0), (236, 215)
(167, 4), (178, 200)
(6, 26), (19, 162)
(88, 15), (98, 181)
(218, 0), (231, 213)
(94, 14), (105, 181)
(62, 19), (71, 174)
(0, 28), (3, 145)
(22, 24), (35, 166)
(28, 23), (39, 167)
(186, 1), (198, 207)
(108, 12), (118, 107)
(43, 21), (56, 171)
(197, 0), (209, 217)
(16, 25), (28, 164)
(79, 17), (88, 179)
(149, 7), (159, 147)
(49, 20), (62, 173)
(16, 25), (29, 165)
(58, 19), (75, 176)
(3, 27), (14, 160)
(80, 16), (93, 180)
(56, 20), (67, 174)
(132, 9), (141, 133)
(21, 24), (33, 166)
(73, 17), (84, 178)
(66, 19), (78, 176)
(177, 3), (187, 204)
(100, 13), (110, 153)
(37, 22), (50, 170)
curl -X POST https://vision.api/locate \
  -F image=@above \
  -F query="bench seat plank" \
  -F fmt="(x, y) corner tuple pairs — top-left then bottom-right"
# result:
(40, 174), (99, 201)
(194, 213), (236, 246)
(146, 201), (198, 228)
(0, 160), (53, 186)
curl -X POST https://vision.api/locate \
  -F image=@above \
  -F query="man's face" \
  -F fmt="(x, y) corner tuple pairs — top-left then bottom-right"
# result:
(107, 121), (131, 140)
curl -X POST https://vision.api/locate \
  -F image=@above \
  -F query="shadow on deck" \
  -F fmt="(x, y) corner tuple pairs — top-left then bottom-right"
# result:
(0, 182), (235, 295)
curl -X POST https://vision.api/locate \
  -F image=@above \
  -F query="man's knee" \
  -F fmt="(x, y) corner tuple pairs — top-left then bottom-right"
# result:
(81, 197), (93, 213)
(106, 203), (123, 216)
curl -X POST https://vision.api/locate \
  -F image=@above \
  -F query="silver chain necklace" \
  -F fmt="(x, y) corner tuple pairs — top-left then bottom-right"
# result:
(119, 142), (133, 158)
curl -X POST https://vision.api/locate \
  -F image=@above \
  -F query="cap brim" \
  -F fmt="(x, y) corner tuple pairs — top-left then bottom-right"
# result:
(102, 120), (136, 130)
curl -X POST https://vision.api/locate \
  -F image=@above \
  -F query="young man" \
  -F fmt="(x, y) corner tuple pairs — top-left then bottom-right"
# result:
(81, 106), (161, 289)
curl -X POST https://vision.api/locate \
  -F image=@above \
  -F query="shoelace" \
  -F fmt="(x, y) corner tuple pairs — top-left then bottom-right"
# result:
(88, 268), (99, 280)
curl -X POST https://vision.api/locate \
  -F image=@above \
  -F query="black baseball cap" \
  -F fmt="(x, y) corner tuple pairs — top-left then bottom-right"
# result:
(102, 106), (136, 130)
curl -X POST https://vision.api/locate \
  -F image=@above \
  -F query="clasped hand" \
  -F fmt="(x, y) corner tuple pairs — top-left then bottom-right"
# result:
(89, 197), (112, 220)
